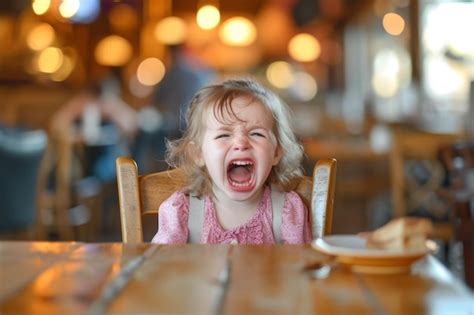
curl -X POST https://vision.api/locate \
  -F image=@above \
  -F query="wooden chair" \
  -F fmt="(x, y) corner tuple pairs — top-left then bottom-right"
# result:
(37, 124), (106, 242)
(438, 140), (474, 289)
(389, 128), (460, 240)
(116, 156), (337, 243)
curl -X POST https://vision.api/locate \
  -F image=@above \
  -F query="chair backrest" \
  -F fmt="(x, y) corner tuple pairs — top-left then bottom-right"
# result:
(116, 156), (337, 243)
(389, 128), (460, 239)
(0, 128), (47, 234)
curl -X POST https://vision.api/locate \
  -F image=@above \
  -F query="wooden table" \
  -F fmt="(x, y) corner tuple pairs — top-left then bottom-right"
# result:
(302, 137), (388, 161)
(1, 242), (473, 315)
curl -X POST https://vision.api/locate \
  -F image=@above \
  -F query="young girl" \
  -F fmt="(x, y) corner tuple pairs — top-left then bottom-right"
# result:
(151, 78), (312, 244)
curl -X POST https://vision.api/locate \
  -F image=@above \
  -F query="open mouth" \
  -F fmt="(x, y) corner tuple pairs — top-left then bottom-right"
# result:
(227, 159), (255, 189)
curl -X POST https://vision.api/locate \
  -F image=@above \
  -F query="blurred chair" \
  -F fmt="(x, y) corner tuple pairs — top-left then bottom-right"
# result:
(46, 125), (104, 241)
(389, 128), (460, 241)
(0, 127), (48, 239)
(46, 77), (138, 241)
(116, 156), (336, 243)
(438, 140), (474, 289)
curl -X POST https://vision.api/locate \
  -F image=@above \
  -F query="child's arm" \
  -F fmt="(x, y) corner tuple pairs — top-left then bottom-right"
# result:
(280, 191), (312, 244)
(151, 191), (189, 244)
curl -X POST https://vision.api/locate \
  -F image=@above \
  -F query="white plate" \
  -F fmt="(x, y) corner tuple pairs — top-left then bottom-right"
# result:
(312, 235), (435, 274)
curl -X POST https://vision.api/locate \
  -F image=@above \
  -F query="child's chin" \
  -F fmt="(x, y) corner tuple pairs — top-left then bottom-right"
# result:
(226, 191), (258, 202)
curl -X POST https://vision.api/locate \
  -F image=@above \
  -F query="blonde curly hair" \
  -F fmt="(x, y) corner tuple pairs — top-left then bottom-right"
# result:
(166, 77), (303, 197)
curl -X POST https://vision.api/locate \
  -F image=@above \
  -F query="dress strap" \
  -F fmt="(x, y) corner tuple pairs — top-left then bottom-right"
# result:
(188, 195), (204, 243)
(189, 188), (284, 244)
(271, 185), (285, 243)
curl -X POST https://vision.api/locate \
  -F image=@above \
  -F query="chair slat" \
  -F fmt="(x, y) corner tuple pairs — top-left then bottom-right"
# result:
(116, 157), (143, 243)
(311, 158), (337, 238)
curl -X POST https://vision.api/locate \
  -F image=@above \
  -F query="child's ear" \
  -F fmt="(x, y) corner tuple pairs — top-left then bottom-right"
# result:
(272, 145), (283, 166)
(188, 141), (205, 167)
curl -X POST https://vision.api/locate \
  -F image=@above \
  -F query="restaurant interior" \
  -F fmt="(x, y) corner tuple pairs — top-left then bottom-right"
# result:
(0, 0), (473, 290)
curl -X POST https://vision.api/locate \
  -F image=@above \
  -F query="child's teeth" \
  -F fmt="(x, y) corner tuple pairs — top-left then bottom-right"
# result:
(233, 160), (252, 166)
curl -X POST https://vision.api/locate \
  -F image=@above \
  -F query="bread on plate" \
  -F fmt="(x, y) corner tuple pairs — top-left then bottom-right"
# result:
(359, 217), (433, 250)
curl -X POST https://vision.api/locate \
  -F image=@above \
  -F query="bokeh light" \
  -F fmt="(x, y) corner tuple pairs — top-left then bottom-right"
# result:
(196, 5), (220, 30)
(59, 0), (80, 19)
(288, 33), (321, 62)
(372, 49), (401, 98)
(424, 56), (467, 99)
(372, 73), (399, 98)
(219, 17), (257, 47)
(69, 0), (100, 24)
(372, 47), (411, 98)
(383, 13), (405, 36)
(266, 61), (294, 89)
(26, 23), (55, 51)
(136, 57), (166, 86)
(94, 35), (133, 66)
(32, 0), (51, 15)
(290, 72), (318, 101)
(37, 47), (64, 73)
(154, 16), (187, 45)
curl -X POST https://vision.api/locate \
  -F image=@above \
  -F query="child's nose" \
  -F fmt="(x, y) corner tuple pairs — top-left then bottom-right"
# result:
(234, 134), (250, 150)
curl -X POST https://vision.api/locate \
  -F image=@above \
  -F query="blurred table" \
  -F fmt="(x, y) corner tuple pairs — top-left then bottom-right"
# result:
(302, 137), (388, 161)
(0, 241), (473, 315)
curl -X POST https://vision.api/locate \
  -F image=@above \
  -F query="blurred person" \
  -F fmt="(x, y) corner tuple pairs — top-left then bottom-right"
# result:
(137, 44), (216, 173)
(153, 44), (216, 139)
(51, 71), (138, 182)
(49, 71), (139, 240)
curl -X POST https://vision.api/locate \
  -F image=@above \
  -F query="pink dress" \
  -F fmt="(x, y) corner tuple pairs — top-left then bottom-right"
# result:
(151, 186), (312, 244)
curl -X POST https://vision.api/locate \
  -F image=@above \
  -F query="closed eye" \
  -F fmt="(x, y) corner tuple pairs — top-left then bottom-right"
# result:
(250, 132), (266, 138)
(215, 134), (230, 139)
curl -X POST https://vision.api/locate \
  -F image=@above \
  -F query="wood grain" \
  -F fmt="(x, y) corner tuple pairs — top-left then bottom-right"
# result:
(1, 242), (473, 315)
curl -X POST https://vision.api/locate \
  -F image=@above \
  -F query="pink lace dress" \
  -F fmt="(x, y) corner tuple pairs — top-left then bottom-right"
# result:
(151, 186), (312, 244)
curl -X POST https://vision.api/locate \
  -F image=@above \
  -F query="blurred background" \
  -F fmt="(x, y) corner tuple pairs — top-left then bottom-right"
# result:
(0, 0), (473, 287)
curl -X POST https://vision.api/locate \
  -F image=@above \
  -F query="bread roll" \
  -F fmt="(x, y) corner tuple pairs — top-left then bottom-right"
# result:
(362, 218), (433, 250)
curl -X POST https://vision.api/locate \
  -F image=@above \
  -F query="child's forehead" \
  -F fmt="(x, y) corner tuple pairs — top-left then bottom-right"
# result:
(207, 96), (272, 123)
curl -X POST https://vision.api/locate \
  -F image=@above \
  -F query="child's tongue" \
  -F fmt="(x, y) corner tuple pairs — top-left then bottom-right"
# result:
(228, 165), (252, 183)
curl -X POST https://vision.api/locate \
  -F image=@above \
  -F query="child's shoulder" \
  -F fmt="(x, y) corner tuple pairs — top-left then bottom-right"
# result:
(162, 190), (189, 209)
(283, 190), (305, 208)
(270, 185), (305, 207)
